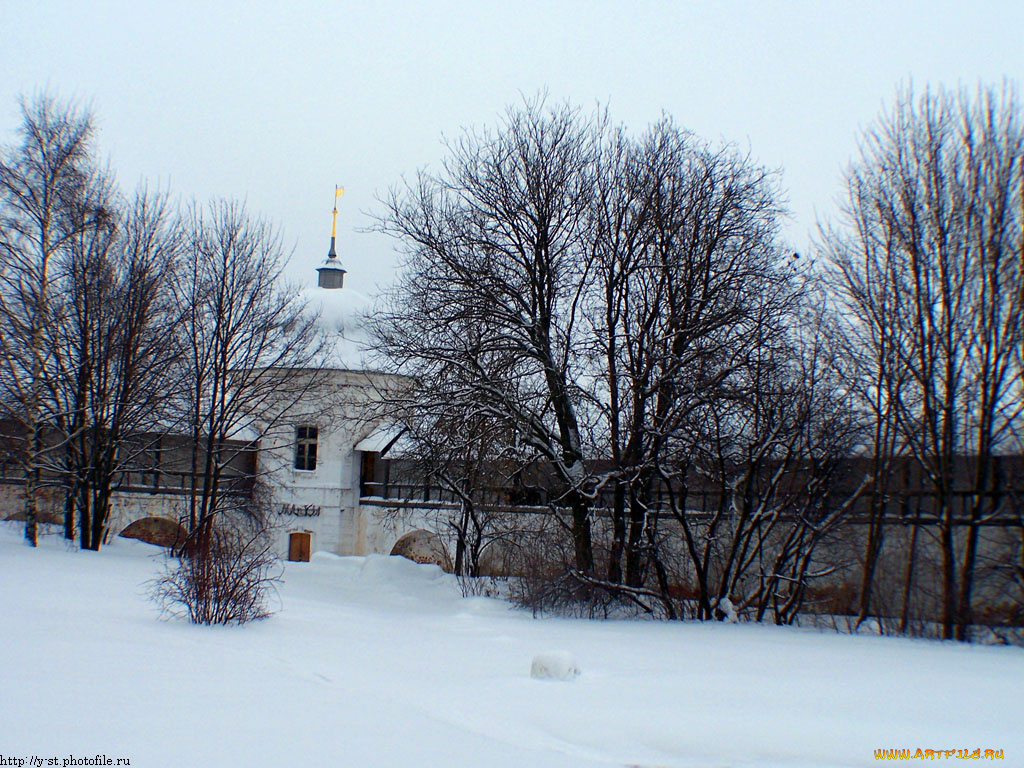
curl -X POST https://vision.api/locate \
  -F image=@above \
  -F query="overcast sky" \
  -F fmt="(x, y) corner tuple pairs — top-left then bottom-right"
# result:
(2, 1), (1021, 295)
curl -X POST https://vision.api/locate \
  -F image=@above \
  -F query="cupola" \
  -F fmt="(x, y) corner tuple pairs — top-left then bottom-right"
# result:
(317, 186), (347, 289)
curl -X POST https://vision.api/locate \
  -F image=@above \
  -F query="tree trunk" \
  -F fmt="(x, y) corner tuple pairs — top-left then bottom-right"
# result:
(569, 491), (594, 574)
(625, 484), (648, 588)
(899, 518), (920, 635)
(856, 495), (887, 627)
(939, 504), (957, 640)
(607, 481), (626, 584)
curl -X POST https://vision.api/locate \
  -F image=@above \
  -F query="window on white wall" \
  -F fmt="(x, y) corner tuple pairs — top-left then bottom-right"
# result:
(294, 426), (318, 471)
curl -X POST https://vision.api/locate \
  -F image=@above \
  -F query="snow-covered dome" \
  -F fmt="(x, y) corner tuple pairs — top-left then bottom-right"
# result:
(300, 283), (374, 370)
(299, 203), (377, 370)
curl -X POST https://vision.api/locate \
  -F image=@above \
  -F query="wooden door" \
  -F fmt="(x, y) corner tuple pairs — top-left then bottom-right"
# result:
(288, 531), (311, 562)
(360, 451), (377, 496)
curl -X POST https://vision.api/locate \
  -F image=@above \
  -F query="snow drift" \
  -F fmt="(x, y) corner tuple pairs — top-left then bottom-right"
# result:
(2, 522), (1023, 768)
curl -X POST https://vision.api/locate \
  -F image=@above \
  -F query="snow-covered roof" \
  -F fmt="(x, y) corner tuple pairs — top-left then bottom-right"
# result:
(354, 424), (409, 456)
(301, 284), (374, 371)
(317, 257), (346, 272)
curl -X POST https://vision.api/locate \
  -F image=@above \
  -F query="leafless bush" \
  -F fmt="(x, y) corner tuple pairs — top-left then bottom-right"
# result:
(506, 522), (574, 614)
(455, 574), (507, 599)
(507, 521), (654, 618)
(152, 522), (281, 625)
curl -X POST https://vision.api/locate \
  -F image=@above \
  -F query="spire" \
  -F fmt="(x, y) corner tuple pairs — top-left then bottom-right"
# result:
(318, 186), (346, 289)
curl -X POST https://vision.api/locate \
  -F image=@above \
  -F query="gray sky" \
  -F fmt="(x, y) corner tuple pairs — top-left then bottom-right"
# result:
(2, 1), (1021, 295)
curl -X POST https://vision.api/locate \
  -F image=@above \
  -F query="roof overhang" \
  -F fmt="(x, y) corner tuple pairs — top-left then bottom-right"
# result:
(354, 424), (409, 457)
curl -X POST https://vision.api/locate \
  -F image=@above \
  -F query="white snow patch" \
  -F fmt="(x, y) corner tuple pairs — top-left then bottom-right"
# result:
(857, 617), (883, 635)
(717, 596), (738, 623)
(531, 650), (581, 681)
(300, 285), (374, 369)
(2, 522), (1023, 768)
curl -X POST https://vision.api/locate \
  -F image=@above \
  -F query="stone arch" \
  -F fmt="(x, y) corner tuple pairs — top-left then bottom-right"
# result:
(389, 529), (453, 572)
(477, 538), (518, 577)
(119, 516), (189, 548)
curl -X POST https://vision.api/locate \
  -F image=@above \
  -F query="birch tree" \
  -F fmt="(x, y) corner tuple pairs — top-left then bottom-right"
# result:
(0, 95), (104, 546)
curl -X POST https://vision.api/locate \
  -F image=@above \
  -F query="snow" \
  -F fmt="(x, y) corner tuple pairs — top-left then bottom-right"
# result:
(300, 285), (374, 370)
(353, 423), (407, 455)
(3, 522), (1023, 768)
(530, 651), (581, 681)
(717, 596), (738, 624)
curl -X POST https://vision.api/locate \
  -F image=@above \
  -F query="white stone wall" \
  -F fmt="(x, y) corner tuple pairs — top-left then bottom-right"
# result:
(105, 493), (186, 538)
(2, 367), (437, 560)
(258, 368), (415, 558)
(0, 482), (185, 542)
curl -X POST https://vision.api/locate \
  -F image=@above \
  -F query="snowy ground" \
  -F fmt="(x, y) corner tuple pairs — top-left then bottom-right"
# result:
(2, 523), (1022, 768)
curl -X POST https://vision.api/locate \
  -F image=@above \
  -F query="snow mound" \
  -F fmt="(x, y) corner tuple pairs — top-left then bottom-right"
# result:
(530, 650), (581, 681)
(289, 552), (463, 613)
(358, 551), (450, 586)
(716, 596), (738, 623)
(857, 618), (883, 635)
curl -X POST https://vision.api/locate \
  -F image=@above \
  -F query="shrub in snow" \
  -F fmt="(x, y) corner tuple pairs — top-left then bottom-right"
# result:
(530, 651), (580, 681)
(152, 523), (280, 625)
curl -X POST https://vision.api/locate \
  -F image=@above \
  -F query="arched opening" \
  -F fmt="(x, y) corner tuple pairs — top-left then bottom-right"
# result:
(119, 517), (188, 548)
(390, 529), (452, 572)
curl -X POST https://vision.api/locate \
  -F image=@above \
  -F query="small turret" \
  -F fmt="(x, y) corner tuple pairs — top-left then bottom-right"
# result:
(317, 186), (347, 289)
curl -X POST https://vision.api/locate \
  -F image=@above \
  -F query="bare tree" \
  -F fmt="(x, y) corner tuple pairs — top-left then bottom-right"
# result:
(371, 99), (861, 625)
(382, 377), (524, 577)
(824, 83), (1024, 640)
(820, 156), (916, 628)
(0, 94), (106, 546)
(49, 189), (183, 549)
(587, 118), (793, 596)
(370, 97), (603, 574)
(173, 200), (327, 547)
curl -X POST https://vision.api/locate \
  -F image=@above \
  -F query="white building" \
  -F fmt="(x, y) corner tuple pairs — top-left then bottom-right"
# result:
(255, 236), (438, 564)
(1, 216), (447, 566)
